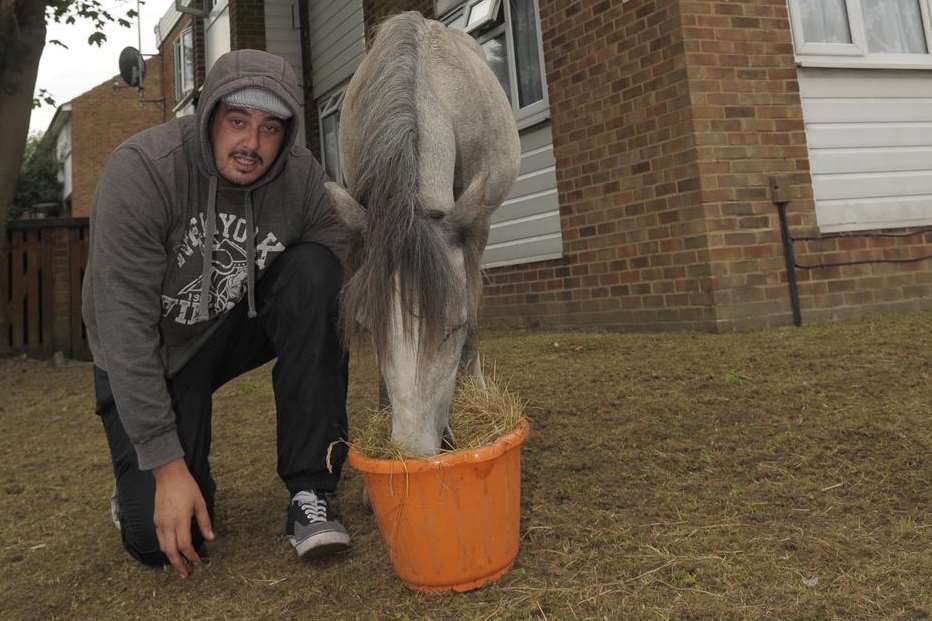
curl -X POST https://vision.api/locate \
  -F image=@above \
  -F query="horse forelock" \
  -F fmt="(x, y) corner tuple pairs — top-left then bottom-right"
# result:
(340, 12), (464, 364)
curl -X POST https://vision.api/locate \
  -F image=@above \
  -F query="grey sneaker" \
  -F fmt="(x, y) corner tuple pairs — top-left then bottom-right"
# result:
(285, 490), (350, 557)
(109, 484), (121, 530)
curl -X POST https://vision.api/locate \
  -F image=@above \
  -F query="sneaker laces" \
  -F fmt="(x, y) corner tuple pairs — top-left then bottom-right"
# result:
(293, 490), (328, 524)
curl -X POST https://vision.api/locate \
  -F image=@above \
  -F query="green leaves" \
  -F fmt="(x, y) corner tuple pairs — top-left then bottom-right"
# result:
(11, 133), (62, 220)
(86, 31), (106, 46)
(32, 89), (56, 109)
(31, 0), (133, 111)
(45, 1), (134, 34)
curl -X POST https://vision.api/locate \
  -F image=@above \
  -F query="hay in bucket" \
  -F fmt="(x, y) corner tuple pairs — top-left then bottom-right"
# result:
(351, 373), (525, 460)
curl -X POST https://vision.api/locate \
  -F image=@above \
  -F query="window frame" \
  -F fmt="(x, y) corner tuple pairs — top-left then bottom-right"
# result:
(465, 0), (502, 33)
(788, 0), (932, 69)
(173, 27), (195, 107)
(440, 0), (550, 130)
(317, 86), (346, 184)
(474, 14), (510, 104)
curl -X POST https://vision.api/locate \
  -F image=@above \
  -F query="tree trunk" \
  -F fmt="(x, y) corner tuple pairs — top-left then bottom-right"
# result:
(0, 0), (47, 354)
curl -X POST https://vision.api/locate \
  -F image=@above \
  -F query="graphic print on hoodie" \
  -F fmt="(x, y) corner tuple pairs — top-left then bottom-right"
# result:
(162, 211), (286, 325)
(82, 49), (348, 470)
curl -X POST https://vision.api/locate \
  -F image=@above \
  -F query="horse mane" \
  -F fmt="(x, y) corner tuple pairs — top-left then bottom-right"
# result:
(340, 12), (459, 363)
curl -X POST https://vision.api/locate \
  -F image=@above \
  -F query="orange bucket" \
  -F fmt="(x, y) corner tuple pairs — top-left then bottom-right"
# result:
(347, 418), (529, 592)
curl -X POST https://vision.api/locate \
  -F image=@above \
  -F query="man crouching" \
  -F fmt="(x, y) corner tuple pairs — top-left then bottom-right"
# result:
(83, 49), (351, 578)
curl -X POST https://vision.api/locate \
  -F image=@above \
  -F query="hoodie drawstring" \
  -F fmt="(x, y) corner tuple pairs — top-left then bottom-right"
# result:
(198, 175), (218, 323)
(198, 178), (258, 323)
(245, 192), (257, 319)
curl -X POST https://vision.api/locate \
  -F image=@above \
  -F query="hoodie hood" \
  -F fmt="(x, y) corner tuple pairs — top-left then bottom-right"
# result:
(194, 49), (303, 191)
(192, 49), (304, 322)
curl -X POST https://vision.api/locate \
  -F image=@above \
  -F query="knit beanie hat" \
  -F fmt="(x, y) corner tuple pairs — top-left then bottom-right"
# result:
(222, 86), (293, 119)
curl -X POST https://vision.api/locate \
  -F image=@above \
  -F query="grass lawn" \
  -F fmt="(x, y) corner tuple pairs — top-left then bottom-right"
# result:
(1, 312), (930, 620)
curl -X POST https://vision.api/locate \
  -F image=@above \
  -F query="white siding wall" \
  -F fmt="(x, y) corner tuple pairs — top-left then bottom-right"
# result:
(205, 0), (230, 74)
(482, 123), (562, 268)
(799, 68), (932, 232)
(156, 5), (182, 46)
(307, 0), (365, 97)
(264, 0), (305, 143)
(62, 156), (72, 203)
(264, 0), (303, 89)
(56, 122), (72, 200)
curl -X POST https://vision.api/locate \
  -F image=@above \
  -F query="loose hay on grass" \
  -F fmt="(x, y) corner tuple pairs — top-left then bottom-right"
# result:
(351, 374), (525, 460)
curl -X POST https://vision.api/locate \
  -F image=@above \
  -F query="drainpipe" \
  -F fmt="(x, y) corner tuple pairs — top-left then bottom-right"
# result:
(770, 176), (802, 327)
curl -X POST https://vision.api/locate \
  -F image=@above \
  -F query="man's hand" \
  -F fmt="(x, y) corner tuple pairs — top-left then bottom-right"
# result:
(153, 458), (214, 578)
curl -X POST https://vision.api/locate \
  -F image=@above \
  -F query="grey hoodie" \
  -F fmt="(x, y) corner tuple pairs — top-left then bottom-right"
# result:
(82, 50), (348, 470)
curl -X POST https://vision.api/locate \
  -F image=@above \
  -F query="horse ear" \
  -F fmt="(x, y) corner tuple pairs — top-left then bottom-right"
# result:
(325, 181), (367, 233)
(450, 172), (488, 228)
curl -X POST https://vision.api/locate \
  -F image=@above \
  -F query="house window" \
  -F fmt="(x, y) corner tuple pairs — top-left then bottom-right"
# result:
(788, 0), (932, 68)
(174, 27), (195, 102)
(317, 87), (345, 183)
(439, 0), (549, 128)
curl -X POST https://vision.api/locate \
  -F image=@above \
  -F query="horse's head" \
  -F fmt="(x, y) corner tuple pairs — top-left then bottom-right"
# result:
(326, 181), (480, 456)
(323, 11), (520, 456)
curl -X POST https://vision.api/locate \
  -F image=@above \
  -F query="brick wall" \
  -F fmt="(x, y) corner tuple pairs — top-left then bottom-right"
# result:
(481, 0), (717, 330)
(482, 0), (932, 330)
(679, 0), (932, 329)
(229, 0), (266, 51)
(69, 56), (164, 217)
(193, 13), (206, 89)
(351, 0), (932, 331)
(678, 0), (802, 329)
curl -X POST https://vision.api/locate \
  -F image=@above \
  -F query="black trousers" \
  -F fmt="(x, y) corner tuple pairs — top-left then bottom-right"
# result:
(95, 242), (349, 567)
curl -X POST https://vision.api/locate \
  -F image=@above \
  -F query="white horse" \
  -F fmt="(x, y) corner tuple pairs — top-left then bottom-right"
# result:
(325, 11), (521, 456)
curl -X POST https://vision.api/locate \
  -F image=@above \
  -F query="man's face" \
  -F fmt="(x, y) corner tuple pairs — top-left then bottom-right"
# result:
(210, 102), (287, 185)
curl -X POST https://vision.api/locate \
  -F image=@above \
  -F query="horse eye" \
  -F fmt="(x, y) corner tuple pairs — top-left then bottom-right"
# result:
(427, 209), (446, 221)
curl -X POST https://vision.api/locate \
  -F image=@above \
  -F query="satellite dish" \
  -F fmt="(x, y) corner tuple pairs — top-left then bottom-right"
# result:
(119, 46), (146, 88)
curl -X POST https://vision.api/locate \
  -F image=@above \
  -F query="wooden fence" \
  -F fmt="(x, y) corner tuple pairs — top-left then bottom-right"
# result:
(1, 218), (90, 360)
